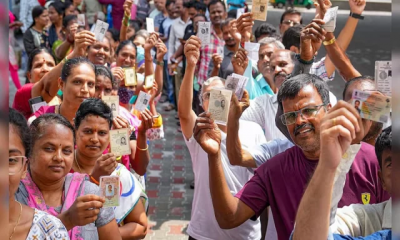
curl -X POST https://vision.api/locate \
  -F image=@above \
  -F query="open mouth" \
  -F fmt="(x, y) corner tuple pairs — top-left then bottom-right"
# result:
(294, 124), (315, 136)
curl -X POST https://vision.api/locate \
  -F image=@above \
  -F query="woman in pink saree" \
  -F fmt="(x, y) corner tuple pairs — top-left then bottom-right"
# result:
(15, 113), (121, 240)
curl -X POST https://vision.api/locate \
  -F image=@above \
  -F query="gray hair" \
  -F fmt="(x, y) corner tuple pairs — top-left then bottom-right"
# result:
(135, 30), (150, 40)
(199, 76), (225, 106)
(258, 37), (285, 50)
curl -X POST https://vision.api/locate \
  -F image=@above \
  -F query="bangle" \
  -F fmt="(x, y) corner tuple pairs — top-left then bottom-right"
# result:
(63, 56), (69, 64)
(156, 60), (164, 66)
(137, 144), (148, 151)
(124, 12), (131, 18)
(123, 20), (129, 27)
(323, 37), (336, 46)
(90, 175), (99, 185)
(153, 115), (162, 128)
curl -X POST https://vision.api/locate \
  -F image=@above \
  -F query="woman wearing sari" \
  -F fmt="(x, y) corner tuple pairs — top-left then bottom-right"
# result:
(87, 36), (113, 66)
(15, 113), (121, 240)
(9, 108), (70, 239)
(13, 29), (95, 119)
(72, 98), (149, 239)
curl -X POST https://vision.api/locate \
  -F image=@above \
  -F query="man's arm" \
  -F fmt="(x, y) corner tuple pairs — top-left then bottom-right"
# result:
(178, 36), (200, 140)
(167, 25), (176, 65)
(324, 0), (366, 77)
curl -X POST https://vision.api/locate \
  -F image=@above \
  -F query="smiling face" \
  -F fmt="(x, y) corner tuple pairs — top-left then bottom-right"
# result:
(9, 124), (28, 199)
(28, 52), (56, 83)
(87, 37), (111, 65)
(76, 115), (110, 159)
(30, 123), (74, 182)
(60, 63), (96, 106)
(209, 2), (226, 26)
(282, 85), (328, 154)
(116, 44), (137, 68)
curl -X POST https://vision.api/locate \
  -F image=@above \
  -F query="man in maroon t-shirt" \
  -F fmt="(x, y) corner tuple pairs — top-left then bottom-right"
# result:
(193, 74), (389, 240)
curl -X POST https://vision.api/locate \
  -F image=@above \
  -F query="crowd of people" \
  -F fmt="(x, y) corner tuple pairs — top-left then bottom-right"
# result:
(8, 0), (393, 239)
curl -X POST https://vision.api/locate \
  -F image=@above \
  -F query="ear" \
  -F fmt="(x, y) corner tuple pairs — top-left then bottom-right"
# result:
(21, 160), (28, 179)
(378, 170), (388, 192)
(326, 103), (332, 111)
(58, 78), (64, 90)
(223, 11), (228, 19)
(289, 46), (299, 54)
(26, 72), (32, 82)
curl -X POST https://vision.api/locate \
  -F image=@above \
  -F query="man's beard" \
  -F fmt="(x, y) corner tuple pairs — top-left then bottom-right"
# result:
(225, 38), (236, 47)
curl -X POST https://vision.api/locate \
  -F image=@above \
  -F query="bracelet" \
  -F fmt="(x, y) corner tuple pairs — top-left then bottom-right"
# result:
(90, 175), (99, 185)
(137, 144), (149, 151)
(124, 12), (131, 18)
(62, 56), (69, 64)
(349, 12), (364, 20)
(296, 54), (314, 64)
(323, 37), (336, 46)
(156, 60), (164, 66)
(116, 156), (122, 161)
(123, 20), (129, 27)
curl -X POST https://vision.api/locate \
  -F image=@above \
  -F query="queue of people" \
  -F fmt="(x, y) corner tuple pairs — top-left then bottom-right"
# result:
(8, 0), (393, 239)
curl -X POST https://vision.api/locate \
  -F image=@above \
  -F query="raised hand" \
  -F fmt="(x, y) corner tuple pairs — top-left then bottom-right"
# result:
(212, 53), (223, 70)
(144, 32), (159, 52)
(90, 153), (118, 181)
(193, 112), (222, 155)
(232, 48), (249, 75)
(112, 116), (130, 130)
(111, 67), (125, 84)
(229, 90), (250, 122)
(124, 0), (133, 16)
(138, 109), (154, 133)
(148, 81), (159, 102)
(67, 23), (79, 43)
(319, 101), (361, 170)
(155, 39), (167, 61)
(300, 19), (326, 60)
(72, 30), (96, 57)
(229, 19), (242, 44)
(349, 0), (366, 14)
(184, 36), (201, 66)
(314, 0), (331, 19)
(237, 12), (254, 42)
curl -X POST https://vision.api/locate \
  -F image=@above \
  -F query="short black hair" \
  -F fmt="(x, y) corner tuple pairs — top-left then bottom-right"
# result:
(63, 14), (77, 28)
(95, 65), (118, 90)
(208, 0), (226, 12)
(227, 9), (237, 18)
(255, 23), (280, 41)
(116, 40), (137, 56)
(9, 108), (31, 158)
(30, 114), (76, 156)
(277, 74), (330, 111)
(280, 9), (302, 24)
(61, 57), (95, 82)
(166, 0), (174, 8)
(282, 25), (302, 49)
(343, 76), (375, 100)
(107, 28), (120, 42)
(129, 19), (141, 32)
(193, 1), (207, 12)
(184, 1), (193, 8)
(375, 126), (391, 170)
(75, 98), (113, 129)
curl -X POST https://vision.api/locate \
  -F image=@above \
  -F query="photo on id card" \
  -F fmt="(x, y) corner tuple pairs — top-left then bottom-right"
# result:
(100, 176), (120, 207)
(208, 88), (232, 125)
(109, 128), (131, 156)
(351, 89), (391, 124)
(93, 20), (109, 42)
(102, 96), (119, 119)
(124, 68), (137, 86)
(251, 0), (267, 21)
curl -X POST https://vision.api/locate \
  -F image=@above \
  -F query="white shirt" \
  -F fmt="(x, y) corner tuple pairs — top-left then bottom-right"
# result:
(167, 17), (191, 66)
(19, 0), (39, 33)
(185, 120), (265, 240)
(241, 93), (337, 142)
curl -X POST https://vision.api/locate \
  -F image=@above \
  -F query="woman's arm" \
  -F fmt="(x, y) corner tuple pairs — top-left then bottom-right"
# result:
(98, 219), (122, 240)
(118, 199), (148, 240)
(120, 0), (133, 42)
(55, 23), (78, 59)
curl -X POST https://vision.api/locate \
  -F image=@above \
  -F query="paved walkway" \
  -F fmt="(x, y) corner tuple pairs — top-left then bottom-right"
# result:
(145, 104), (193, 240)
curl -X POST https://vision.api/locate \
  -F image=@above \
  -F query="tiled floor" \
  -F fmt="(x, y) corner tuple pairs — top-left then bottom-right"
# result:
(145, 103), (193, 240)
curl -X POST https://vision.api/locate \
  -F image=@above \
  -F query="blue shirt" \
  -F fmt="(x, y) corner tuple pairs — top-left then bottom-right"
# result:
(244, 60), (274, 100)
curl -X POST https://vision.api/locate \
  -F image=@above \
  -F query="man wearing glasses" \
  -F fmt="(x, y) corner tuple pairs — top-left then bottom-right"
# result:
(279, 9), (302, 35)
(194, 73), (388, 240)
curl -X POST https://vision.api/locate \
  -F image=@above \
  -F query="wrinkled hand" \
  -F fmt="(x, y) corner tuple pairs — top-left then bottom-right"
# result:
(319, 100), (361, 170)
(123, 0), (133, 16)
(315, 0), (331, 19)
(91, 153), (118, 181)
(300, 19), (326, 61)
(144, 32), (159, 52)
(193, 112), (222, 155)
(237, 12), (254, 42)
(349, 0), (366, 14)
(229, 20), (242, 44)
(229, 90), (250, 121)
(184, 36), (201, 66)
(111, 67), (125, 84)
(65, 195), (105, 228)
(232, 48), (249, 75)
(138, 109), (154, 133)
(155, 39), (167, 61)
(212, 53), (223, 69)
(72, 30), (96, 57)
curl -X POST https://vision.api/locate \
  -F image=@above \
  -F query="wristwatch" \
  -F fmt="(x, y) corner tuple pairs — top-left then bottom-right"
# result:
(349, 12), (364, 20)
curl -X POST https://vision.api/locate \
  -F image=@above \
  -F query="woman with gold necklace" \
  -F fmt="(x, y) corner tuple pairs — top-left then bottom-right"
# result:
(71, 98), (149, 239)
(9, 108), (69, 239)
